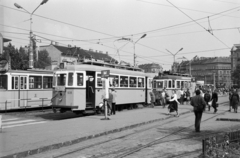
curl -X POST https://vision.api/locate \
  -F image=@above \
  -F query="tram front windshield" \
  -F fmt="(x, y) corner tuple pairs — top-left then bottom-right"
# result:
(57, 73), (66, 86)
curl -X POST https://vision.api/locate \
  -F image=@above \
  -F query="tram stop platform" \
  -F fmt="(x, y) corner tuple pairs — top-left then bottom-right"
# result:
(0, 97), (231, 158)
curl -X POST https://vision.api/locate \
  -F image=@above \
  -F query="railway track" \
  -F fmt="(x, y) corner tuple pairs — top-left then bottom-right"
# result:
(49, 104), (231, 158)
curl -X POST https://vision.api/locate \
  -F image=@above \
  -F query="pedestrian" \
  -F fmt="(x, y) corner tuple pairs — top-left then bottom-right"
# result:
(149, 91), (155, 108)
(185, 88), (191, 105)
(102, 91), (113, 115)
(204, 90), (211, 111)
(190, 89), (206, 132)
(167, 90), (180, 117)
(110, 88), (117, 115)
(179, 88), (184, 105)
(230, 89), (239, 113)
(161, 89), (167, 108)
(211, 89), (219, 113)
(228, 89), (233, 112)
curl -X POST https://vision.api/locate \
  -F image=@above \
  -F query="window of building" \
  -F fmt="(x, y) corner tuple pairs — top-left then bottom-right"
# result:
(43, 76), (53, 88)
(0, 75), (8, 89)
(29, 76), (42, 89)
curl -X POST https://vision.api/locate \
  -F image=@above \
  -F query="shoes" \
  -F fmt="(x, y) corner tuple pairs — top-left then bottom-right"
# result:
(175, 114), (179, 117)
(228, 110), (231, 112)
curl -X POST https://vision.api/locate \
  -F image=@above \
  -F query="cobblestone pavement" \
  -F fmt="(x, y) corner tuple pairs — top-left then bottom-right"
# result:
(32, 105), (240, 158)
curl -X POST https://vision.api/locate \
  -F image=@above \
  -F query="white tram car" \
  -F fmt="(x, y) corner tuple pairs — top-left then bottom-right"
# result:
(152, 73), (196, 97)
(51, 60), (153, 114)
(0, 69), (53, 110)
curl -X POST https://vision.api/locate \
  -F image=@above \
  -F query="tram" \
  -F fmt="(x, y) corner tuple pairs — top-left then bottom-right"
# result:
(0, 69), (53, 110)
(51, 59), (153, 114)
(152, 72), (196, 97)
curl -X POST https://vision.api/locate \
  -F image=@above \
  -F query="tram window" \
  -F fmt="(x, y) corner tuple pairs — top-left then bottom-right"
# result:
(77, 73), (84, 86)
(29, 76), (42, 89)
(148, 79), (152, 88)
(109, 75), (119, 87)
(164, 80), (168, 89)
(172, 80), (175, 88)
(12, 76), (19, 89)
(20, 77), (27, 89)
(153, 80), (157, 88)
(68, 73), (74, 86)
(57, 74), (66, 86)
(157, 81), (163, 88)
(129, 77), (137, 87)
(0, 75), (7, 89)
(177, 81), (181, 88)
(181, 81), (184, 88)
(138, 77), (144, 87)
(168, 80), (172, 88)
(97, 74), (102, 87)
(120, 76), (128, 87)
(43, 76), (53, 88)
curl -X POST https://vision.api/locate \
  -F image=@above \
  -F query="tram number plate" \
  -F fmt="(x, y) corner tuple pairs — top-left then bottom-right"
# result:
(55, 86), (66, 91)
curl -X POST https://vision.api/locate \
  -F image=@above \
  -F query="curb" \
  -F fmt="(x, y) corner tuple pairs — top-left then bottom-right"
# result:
(216, 118), (240, 122)
(1, 110), (192, 158)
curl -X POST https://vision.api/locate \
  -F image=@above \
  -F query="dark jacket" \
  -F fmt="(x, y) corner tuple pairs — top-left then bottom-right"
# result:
(231, 92), (239, 107)
(190, 95), (206, 111)
(211, 92), (218, 108)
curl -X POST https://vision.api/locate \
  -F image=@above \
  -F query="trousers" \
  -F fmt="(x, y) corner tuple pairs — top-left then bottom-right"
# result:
(194, 110), (203, 132)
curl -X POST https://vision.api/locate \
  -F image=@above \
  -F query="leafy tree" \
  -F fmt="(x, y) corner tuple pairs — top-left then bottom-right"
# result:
(232, 64), (240, 87)
(33, 50), (51, 69)
(1, 43), (29, 70)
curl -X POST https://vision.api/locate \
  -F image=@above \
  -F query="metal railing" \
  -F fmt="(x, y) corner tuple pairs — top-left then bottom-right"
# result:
(202, 130), (240, 157)
(0, 98), (52, 113)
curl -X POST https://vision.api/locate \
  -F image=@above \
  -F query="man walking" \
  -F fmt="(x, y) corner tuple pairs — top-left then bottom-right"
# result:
(204, 90), (211, 111)
(190, 89), (206, 132)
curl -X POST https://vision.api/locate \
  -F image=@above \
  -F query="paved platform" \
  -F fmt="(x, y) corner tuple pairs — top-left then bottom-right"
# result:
(0, 96), (231, 158)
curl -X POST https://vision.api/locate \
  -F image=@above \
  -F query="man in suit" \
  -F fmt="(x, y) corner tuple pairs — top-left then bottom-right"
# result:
(190, 89), (206, 132)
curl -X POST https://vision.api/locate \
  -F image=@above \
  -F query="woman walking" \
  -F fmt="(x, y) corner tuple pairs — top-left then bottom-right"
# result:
(167, 90), (180, 117)
(211, 89), (218, 113)
(230, 89), (239, 113)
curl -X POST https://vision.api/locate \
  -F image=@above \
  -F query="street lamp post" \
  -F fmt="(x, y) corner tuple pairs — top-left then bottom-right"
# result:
(14, 0), (48, 69)
(119, 34), (147, 66)
(166, 48), (183, 73)
(133, 34), (147, 66)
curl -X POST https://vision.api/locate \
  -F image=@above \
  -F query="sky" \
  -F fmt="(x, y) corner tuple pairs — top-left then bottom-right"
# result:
(0, 0), (240, 70)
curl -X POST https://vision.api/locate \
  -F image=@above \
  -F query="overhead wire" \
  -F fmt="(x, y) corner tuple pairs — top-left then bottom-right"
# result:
(166, 0), (231, 48)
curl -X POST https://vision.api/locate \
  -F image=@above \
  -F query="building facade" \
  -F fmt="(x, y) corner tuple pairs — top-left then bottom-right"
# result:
(138, 63), (163, 74)
(230, 44), (240, 86)
(178, 56), (231, 88)
(39, 44), (117, 69)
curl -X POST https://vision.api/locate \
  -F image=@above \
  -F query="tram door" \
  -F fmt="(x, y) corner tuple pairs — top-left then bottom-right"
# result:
(86, 71), (96, 109)
(11, 75), (27, 107)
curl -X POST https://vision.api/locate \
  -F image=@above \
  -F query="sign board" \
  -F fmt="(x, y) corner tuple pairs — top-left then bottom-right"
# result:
(54, 86), (66, 92)
(101, 70), (110, 78)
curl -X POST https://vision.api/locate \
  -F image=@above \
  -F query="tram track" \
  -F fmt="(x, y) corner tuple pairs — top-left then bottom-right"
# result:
(53, 111), (227, 158)
(50, 106), (230, 158)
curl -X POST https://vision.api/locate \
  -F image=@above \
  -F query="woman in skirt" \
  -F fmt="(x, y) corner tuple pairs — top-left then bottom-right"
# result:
(167, 90), (180, 117)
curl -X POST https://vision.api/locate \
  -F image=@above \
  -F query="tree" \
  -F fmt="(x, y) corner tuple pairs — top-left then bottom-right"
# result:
(232, 64), (240, 87)
(33, 50), (51, 69)
(2, 43), (29, 70)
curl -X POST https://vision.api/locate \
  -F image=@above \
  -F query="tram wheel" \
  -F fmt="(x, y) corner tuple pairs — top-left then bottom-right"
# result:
(53, 108), (57, 113)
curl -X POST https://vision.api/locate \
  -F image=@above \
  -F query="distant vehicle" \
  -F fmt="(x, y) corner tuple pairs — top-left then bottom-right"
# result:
(51, 59), (153, 114)
(152, 72), (196, 97)
(0, 69), (53, 110)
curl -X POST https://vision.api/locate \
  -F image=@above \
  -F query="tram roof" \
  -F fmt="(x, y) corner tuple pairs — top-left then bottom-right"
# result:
(1, 69), (53, 75)
(54, 60), (148, 76)
(154, 74), (192, 80)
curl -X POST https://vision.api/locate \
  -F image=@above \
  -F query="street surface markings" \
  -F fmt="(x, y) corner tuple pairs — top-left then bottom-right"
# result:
(2, 117), (47, 129)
